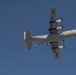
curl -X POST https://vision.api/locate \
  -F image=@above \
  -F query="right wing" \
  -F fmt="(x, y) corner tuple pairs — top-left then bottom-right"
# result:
(50, 42), (59, 59)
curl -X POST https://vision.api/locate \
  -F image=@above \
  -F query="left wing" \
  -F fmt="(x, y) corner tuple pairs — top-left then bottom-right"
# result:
(48, 8), (58, 34)
(50, 42), (59, 59)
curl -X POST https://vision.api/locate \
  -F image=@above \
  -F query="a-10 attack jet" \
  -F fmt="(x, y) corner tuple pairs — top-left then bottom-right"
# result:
(24, 8), (76, 59)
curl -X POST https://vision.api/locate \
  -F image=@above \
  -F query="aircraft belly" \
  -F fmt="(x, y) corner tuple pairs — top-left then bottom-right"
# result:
(32, 34), (63, 43)
(32, 30), (76, 43)
(32, 35), (49, 42)
(47, 34), (63, 42)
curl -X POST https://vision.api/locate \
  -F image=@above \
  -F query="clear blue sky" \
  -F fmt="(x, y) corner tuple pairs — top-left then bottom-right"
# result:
(0, 0), (76, 75)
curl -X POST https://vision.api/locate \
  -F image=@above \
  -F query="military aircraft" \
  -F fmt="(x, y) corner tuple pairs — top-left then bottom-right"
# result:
(24, 8), (76, 59)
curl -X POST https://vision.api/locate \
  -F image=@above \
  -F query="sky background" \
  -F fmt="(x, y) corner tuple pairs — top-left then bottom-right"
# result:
(0, 0), (76, 75)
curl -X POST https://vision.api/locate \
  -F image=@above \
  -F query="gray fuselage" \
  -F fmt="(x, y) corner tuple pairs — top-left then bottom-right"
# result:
(32, 30), (76, 43)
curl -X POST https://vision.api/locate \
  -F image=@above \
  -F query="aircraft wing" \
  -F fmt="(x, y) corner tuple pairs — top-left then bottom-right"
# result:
(50, 42), (59, 59)
(49, 8), (60, 59)
(49, 8), (58, 34)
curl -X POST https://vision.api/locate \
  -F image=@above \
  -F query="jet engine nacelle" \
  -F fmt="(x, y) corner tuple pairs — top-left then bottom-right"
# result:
(56, 25), (63, 30)
(48, 25), (63, 31)
(58, 45), (64, 49)
(56, 18), (63, 23)
(49, 18), (63, 23)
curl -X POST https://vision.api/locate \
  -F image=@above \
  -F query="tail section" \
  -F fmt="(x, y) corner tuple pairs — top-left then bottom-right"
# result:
(24, 29), (32, 49)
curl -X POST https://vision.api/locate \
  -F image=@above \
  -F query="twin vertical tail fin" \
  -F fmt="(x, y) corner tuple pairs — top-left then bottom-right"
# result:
(24, 29), (32, 49)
